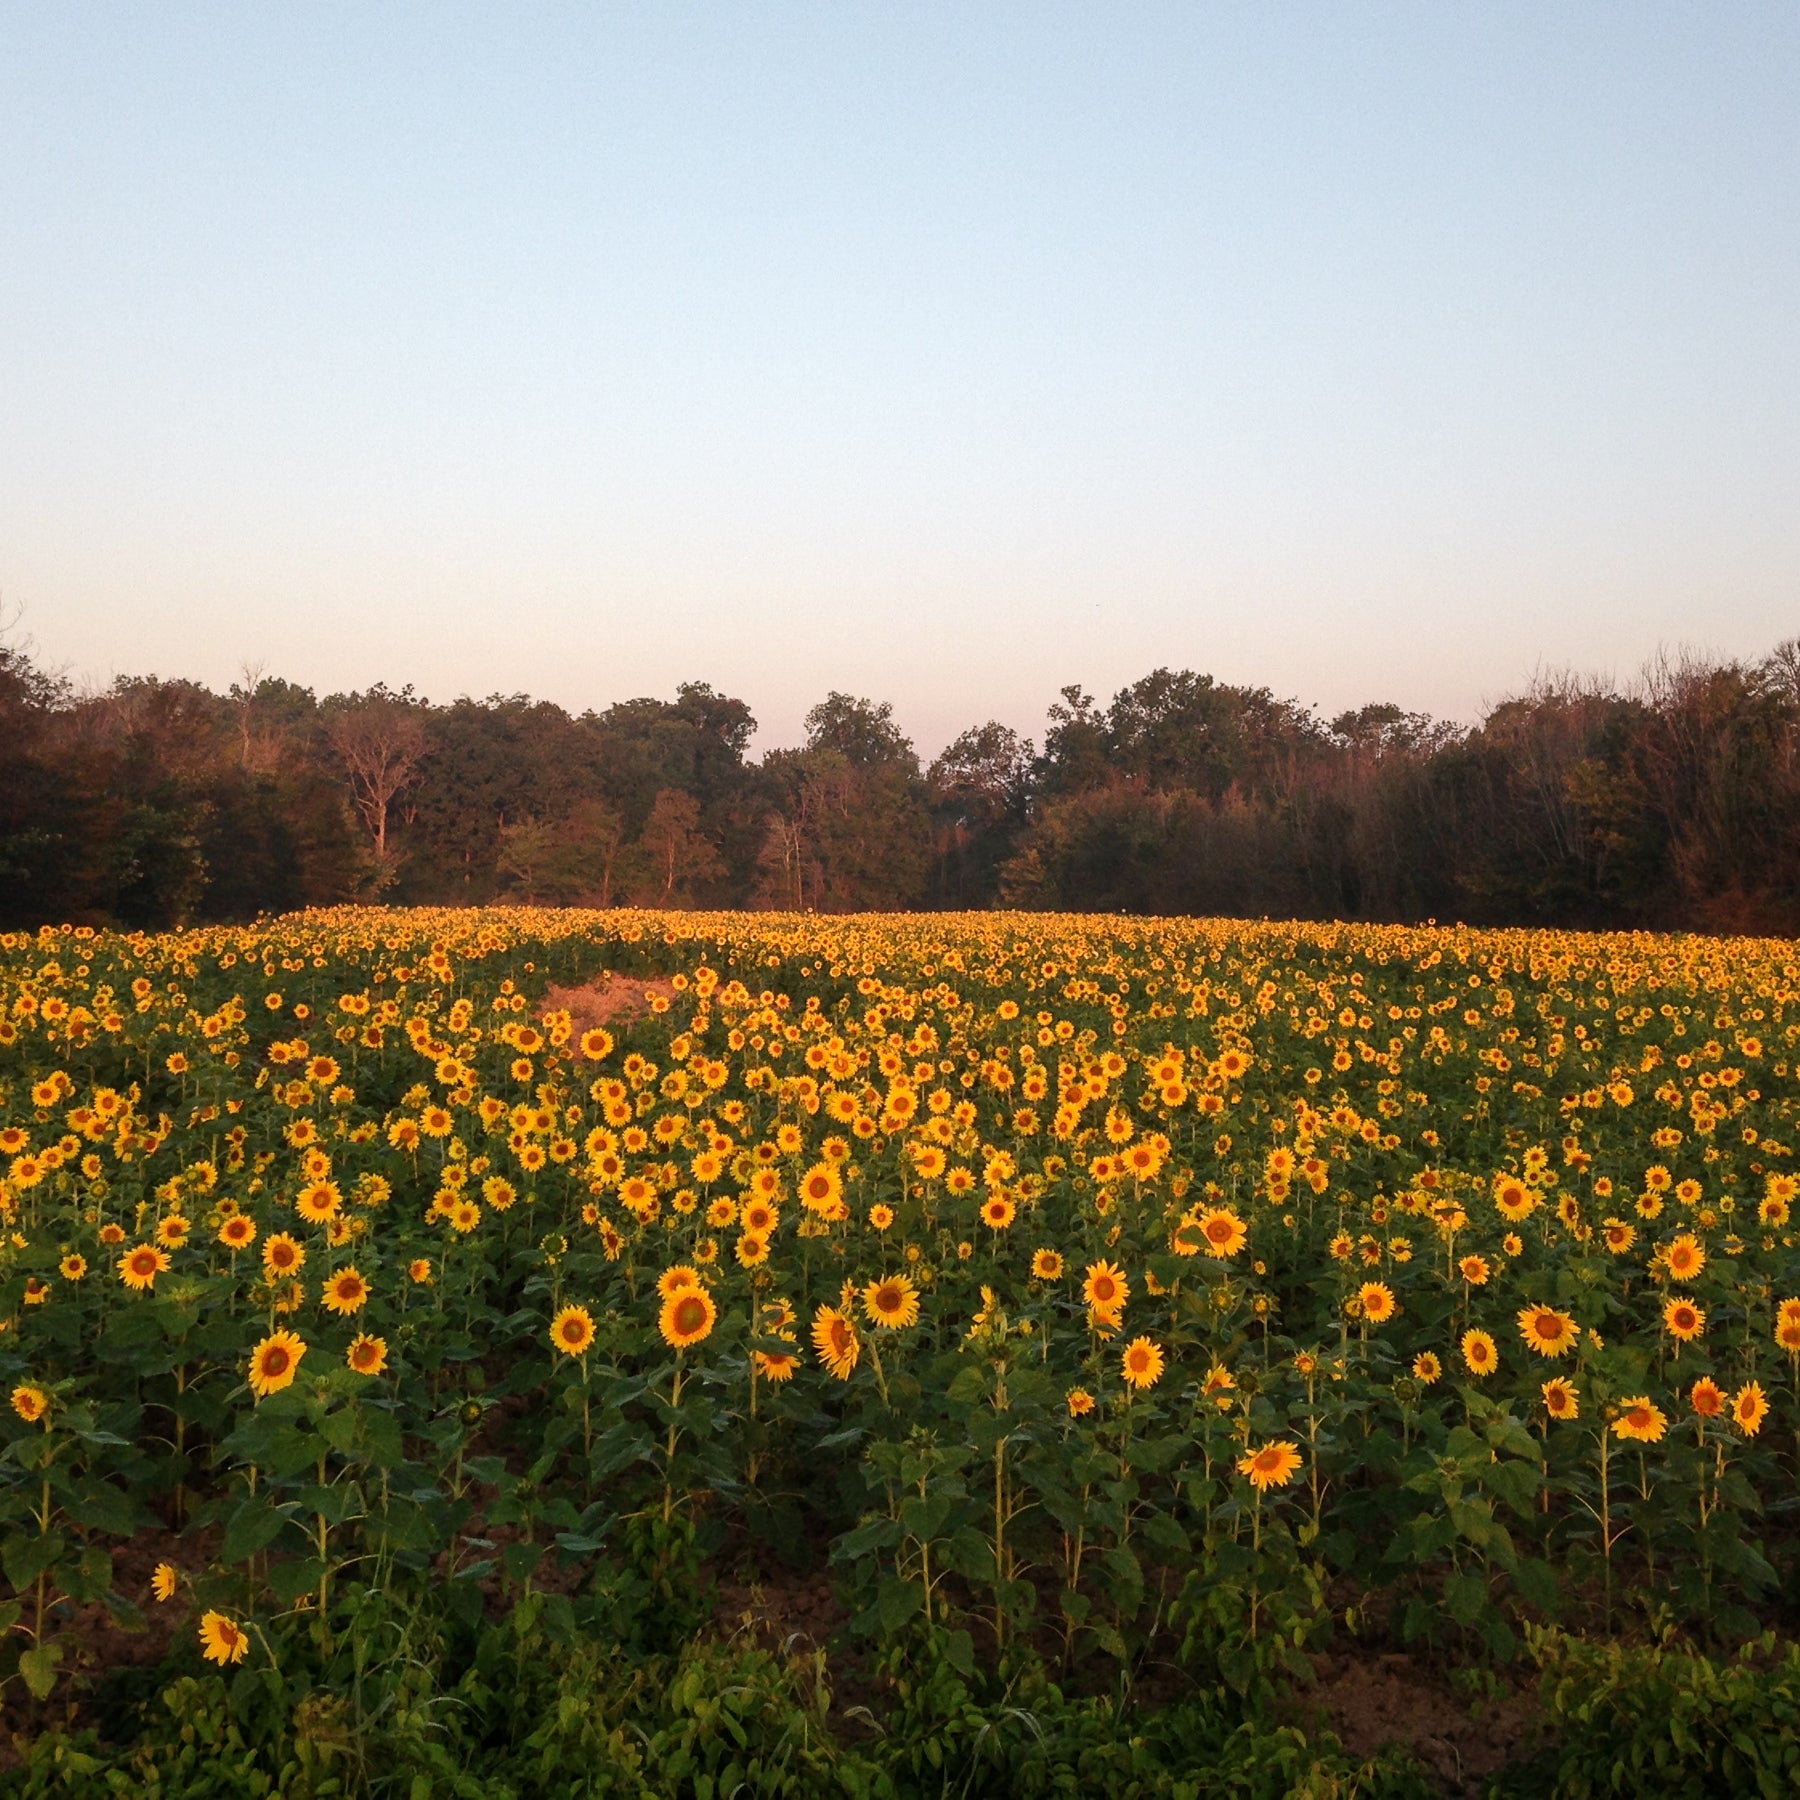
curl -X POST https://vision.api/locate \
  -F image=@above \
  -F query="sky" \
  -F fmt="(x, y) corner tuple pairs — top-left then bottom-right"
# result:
(2, 4), (1797, 758)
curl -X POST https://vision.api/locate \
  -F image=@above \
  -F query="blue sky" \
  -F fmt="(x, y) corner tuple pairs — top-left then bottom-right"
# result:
(3, 4), (1796, 755)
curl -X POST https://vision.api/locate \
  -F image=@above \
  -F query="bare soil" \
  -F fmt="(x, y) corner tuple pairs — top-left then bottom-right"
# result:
(541, 974), (681, 1032)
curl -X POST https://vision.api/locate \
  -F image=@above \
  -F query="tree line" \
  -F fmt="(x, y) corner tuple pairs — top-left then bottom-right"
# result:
(2, 635), (1797, 934)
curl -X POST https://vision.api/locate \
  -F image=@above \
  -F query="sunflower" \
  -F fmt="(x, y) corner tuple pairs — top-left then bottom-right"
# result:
(1197, 1207), (1247, 1258)
(579, 1028), (615, 1061)
(980, 1194), (1017, 1230)
(1461, 1329), (1498, 1376)
(347, 1333), (388, 1375)
(1412, 1352), (1442, 1384)
(1689, 1376), (1724, 1418)
(752, 1350), (798, 1383)
(1357, 1282), (1397, 1324)
(1458, 1254), (1491, 1285)
(219, 1215), (256, 1250)
(58, 1253), (86, 1281)
(295, 1181), (342, 1224)
(1733, 1381), (1769, 1437)
(408, 1257), (433, 1285)
(811, 1305), (860, 1379)
(1516, 1305), (1579, 1358)
(862, 1274), (921, 1331)
(118, 1244), (170, 1291)
(321, 1266), (370, 1316)
(198, 1611), (249, 1666)
(1541, 1377), (1579, 1420)
(1031, 1248), (1064, 1280)
(735, 1232), (770, 1268)
(741, 1199), (778, 1236)
(1082, 1260), (1128, 1313)
(550, 1305), (596, 1357)
(1613, 1396), (1668, 1444)
(1662, 1297), (1705, 1343)
(247, 1330), (307, 1400)
(449, 1200), (481, 1233)
(798, 1163), (843, 1215)
(155, 1213), (191, 1249)
(1663, 1235), (1705, 1281)
(1066, 1387), (1096, 1417)
(263, 1233), (304, 1278)
(1601, 1219), (1636, 1254)
(1493, 1176), (1536, 1222)
(10, 1385), (48, 1423)
(151, 1562), (178, 1603)
(1237, 1441), (1304, 1491)
(1120, 1336), (1165, 1390)
(660, 1286), (717, 1350)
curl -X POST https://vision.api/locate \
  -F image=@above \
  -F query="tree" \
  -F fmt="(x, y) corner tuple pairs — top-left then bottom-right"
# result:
(324, 691), (431, 886)
(625, 790), (724, 907)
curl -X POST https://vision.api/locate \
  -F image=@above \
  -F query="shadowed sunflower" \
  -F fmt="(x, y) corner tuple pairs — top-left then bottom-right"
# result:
(1121, 1336), (1165, 1389)
(752, 1350), (798, 1383)
(10, 1385), (48, 1423)
(1733, 1381), (1769, 1436)
(347, 1333), (388, 1375)
(1614, 1396), (1667, 1443)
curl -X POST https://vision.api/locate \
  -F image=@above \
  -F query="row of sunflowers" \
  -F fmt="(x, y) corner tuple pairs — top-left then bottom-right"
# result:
(1, 906), (1797, 1699)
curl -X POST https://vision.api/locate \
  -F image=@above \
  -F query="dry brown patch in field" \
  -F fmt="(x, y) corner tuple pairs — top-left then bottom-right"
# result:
(542, 974), (679, 1032)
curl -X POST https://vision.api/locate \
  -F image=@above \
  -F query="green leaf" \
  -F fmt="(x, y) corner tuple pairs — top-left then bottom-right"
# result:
(3, 1531), (64, 1591)
(1443, 1570), (1488, 1627)
(223, 1497), (290, 1564)
(18, 1640), (60, 1700)
(876, 1575), (921, 1634)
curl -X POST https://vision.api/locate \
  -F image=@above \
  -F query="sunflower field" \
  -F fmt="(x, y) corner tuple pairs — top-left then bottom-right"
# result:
(3, 906), (1800, 1794)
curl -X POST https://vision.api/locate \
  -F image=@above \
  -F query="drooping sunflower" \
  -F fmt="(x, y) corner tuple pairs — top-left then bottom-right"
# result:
(1733, 1381), (1769, 1437)
(660, 1285), (718, 1350)
(752, 1349), (799, 1383)
(247, 1330), (307, 1400)
(1662, 1297), (1705, 1343)
(1357, 1282), (1397, 1324)
(1516, 1305), (1579, 1358)
(1613, 1396), (1668, 1444)
(1120, 1336), (1165, 1390)
(550, 1304), (596, 1357)
(1461, 1329), (1498, 1376)
(1541, 1377), (1579, 1420)
(862, 1274), (921, 1331)
(321, 1267), (370, 1316)
(1237, 1441), (1304, 1492)
(198, 1611), (249, 1666)
(10, 1385), (48, 1423)
(151, 1562), (178, 1603)
(811, 1305), (860, 1380)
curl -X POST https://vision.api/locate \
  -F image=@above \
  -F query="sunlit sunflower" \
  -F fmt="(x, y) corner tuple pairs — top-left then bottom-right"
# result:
(118, 1244), (170, 1291)
(1120, 1336), (1165, 1390)
(980, 1194), (1017, 1230)
(347, 1333), (388, 1375)
(1663, 1235), (1705, 1281)
(321, 1266), (370, 1315)
(295, 1181), (342, 1224)
(1195, 1206), (1248, 1258)
(1613, 1396), (1667, 1444)
(1733, 1381), (1769, 1437)
(1689, 1376), (1725, 1419)
(660, 1286), (717, 1350)
(219, 1215), (256, 1250)
(198, 1611), (249, 1666)
(862, 1274), (920, 1331)
(752, 1350), (798, 1383)
(798, 1163), (843, 1214)
(1516, 1305), (1579, 1358)
(1461, 1329), (1498, 1376)
(658, 1264), (702, 1299)
(550, 1304), (596, 1357)
(1412, 1352), (1442, 1384)
(1356, 1282), (1396, 1324)
(1083, 1260), (1129, 1313)
(811, 1305), (860, 1379)
(1237, 1441), (1303, 1491)
(1031, 1248), (1064, 1280)
(247, 1330), (307, 1400)
(1662, 1297), (1705, 1343)
(1541, 1377), (1579, 1420)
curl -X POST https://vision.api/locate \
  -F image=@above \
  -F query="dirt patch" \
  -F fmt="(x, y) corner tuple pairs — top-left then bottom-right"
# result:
(713, 1570), (846, 1657)
(541, 975), (680, 1033)
(1300, 1649), (1546, 1796)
